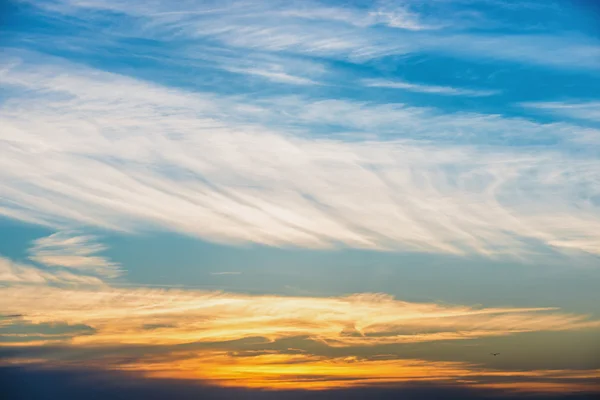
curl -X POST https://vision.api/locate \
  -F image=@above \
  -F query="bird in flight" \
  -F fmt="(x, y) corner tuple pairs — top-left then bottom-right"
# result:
(491, 353), (500, 356)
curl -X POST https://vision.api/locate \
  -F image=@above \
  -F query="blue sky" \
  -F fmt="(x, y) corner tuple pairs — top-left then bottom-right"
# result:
(1, 0), (600, 396)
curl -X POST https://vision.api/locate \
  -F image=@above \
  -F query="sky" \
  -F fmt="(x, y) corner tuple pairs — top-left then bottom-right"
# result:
(0, 0), (599, 398)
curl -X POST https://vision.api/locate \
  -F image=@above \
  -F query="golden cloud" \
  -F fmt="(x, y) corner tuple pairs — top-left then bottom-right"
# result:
(2, 286), (599, 348)
(2, 284), (599, 393)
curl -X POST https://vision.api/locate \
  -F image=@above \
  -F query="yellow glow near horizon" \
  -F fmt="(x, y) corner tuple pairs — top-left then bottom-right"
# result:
(8, 349), (593, 393)
(2, 284), (600, 394)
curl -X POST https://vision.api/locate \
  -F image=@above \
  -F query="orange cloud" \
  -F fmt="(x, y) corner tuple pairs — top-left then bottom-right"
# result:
(2, 286), (599, 349)
(5, 349), (597, 393)
(2, 284), (599, 394)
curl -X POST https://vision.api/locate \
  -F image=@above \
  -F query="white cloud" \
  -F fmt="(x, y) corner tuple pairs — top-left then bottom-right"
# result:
(0, 229), (116, 285)
(29, 231), (122, 278)
(277, 3), (441, 31)
(363, 78), (499, 97)
(165, 48), (328, 86)
(224, 66), (319, 85)
(521, 101), (600, 123)
(0, 255), (104, 285)
(369, 8), (442, 31)
(0, 54), (599, 257)
(210, 271), (242, 275)
(22, 0), (600, 70)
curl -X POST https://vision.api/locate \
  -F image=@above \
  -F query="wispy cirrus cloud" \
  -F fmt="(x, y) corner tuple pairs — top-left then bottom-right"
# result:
(362, 78), (499, 97)
(368, 7), (443, 31)
(0, 256), (104, 286)
(210, 271), (242, 275)
(0, 229), (118, 285)
(276, 2), (441, 31)
(223, 66), (320, 85)
(521, 101), (600, 123)
(19, 0), (600, 70)
(185, 50), (328, 86)
(28, 231), (122, 278)
(1, 53), (599, 257)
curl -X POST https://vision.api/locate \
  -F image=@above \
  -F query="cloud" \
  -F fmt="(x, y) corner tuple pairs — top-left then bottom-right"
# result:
(113, 353), (600, 392)
(521, 101), (600, 123)
(28, 231), (122, 278)
(210, 272), (242, 275)
(2, 2), (599, 395)
(0, 54), (599, 257)
(3, 366), (599, 399)
(363, 79), (499, 97)
(0, 255), (104, 286)
(0, 231), (117, 286)
(187, 50), (327, 86)
(0, 274), (599, 392)
(2, 283), (599, 348)
(276, 2), (439, 31)
(21, 0), (600, 70)
(368, 8), (442, 31)
(223, 66), (320, 85)
(1, 240), (599, 393)
(0, 321), (96, 346)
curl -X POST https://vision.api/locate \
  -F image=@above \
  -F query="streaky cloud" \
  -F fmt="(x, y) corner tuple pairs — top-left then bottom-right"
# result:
(1, 267), (599, 392)
(522, 101), (600, 123)
(0, 255), (104, 286)
(0, 53), (599, 257)
(210, 271), (242, 275)
(29, 231), (122, 278)
(22, 0), (600, 70)
(363, 78), (500, 97)
(224, 66), (320, 85)
(2, 281), (598, 349)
